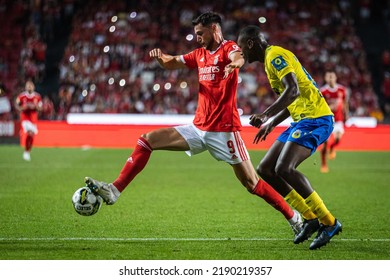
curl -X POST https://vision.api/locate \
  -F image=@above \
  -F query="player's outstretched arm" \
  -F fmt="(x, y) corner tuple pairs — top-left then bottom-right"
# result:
(224, 51), (245, 79)
(261, 72), (300, 119)
(149, 48), (186, 70)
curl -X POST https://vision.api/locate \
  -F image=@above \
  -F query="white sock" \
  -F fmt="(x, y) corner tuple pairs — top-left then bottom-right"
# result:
(288, 210), (301, 225)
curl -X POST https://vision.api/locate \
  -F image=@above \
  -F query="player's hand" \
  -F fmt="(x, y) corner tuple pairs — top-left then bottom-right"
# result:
(253, 123), (274, 144)
(223, 63), (239, 79)
(149, 48), (163, 59)
(249, 114), (268, 128)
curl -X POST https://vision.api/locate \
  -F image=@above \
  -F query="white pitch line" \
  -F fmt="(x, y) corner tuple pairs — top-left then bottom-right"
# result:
(0, 237), (389, 242)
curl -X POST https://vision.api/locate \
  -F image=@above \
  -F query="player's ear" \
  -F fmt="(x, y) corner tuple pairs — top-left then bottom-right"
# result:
(247, 38), (254, 49)
(211, 23), (218, 32)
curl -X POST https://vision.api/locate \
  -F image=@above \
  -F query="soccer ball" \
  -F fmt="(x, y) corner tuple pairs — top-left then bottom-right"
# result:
(72, 186), (103, 216)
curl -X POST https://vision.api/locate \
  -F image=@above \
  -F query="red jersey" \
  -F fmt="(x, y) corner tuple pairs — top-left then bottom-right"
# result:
(320, 84), (347, 122)
(16, 91), (42, 123)
(181, 40), (241, 132)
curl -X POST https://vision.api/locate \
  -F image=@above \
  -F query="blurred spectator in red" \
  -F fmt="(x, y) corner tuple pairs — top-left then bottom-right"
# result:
(40, 95), (55, 120)
(382, 50), (390, 72)
(382, 72), (390, 118)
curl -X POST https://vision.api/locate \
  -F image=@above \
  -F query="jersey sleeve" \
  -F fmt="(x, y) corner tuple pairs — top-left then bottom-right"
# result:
(268, 53), (295, 81)
(225, 41), (241, 61)
(181, 49), (198, 69)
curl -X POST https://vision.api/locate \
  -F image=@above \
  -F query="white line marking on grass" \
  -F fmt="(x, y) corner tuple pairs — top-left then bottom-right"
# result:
(0, 237), (389, 242)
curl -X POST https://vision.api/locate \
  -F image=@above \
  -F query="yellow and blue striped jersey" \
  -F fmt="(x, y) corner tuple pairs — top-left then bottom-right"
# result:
(264, 45), (333, 121)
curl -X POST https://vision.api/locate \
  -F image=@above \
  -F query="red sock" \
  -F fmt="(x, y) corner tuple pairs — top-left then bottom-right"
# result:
(113, 137), (152, 192)
(252, 180), (294, 220)
(26, 135), (34, 151)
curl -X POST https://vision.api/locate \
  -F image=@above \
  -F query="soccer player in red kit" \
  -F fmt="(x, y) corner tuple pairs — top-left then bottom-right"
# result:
(85, 12), (303, 235)
(320, 71), (349, 173)
(15, 80), (42, 161)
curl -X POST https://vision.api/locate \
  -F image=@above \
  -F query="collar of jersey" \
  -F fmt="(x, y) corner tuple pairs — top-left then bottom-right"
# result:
(209, 40), (226, 54)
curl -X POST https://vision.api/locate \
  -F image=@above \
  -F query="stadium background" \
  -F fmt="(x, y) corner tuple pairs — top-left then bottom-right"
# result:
(0, 0), (389, 146)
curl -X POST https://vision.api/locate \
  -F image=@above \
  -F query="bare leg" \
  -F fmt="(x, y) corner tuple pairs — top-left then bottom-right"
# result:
(273, 141), (313, 198)
(320, 141), (329, 173)
(329, 132), (342, 159)
(113, 127), (190, 191)
(144, 127), (190, 151)
(231, 159), (259, 192)
(232, 160), (294, 220)
(256, 140), (295, 197)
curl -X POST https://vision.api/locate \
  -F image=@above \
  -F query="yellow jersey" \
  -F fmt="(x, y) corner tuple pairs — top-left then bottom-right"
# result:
(264, 45), (333, 121)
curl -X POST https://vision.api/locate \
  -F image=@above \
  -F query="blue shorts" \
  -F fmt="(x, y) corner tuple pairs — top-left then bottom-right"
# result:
(277, 115), (334, 155)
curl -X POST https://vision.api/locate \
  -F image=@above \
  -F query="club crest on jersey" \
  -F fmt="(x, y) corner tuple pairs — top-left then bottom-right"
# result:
(213, 55), (220, 65)
(292, 129), (302, 139)
(271, 56), (288, 71)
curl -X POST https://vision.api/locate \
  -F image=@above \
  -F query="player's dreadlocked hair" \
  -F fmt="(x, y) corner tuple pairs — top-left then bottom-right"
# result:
(192, 12), (222, 27)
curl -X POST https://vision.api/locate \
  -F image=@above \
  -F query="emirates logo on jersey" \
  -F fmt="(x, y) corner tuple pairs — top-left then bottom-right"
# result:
(198, 65), (220, 82)
(199, 66), (220, 74)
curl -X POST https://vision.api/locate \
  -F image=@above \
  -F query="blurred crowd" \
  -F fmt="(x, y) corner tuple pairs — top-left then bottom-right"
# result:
(0, 0), (389, 123)
(0, 0), (52, 120)
(382, 50), (390, 120)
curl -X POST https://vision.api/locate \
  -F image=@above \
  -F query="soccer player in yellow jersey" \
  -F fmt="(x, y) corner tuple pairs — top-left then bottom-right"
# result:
(237, 25), (342, 250)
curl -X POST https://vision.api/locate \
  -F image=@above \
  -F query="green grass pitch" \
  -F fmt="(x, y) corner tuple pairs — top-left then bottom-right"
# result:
(0, 145), (389, 260)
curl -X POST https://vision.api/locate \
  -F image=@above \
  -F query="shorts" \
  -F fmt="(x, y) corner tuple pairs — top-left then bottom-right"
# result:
(21, 120), (38, 135)
(277, 115), (334, 155)
(332, 121), (344, 135)
(174, 124), (250, 164)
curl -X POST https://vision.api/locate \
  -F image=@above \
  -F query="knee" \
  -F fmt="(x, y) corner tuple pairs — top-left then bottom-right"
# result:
(256, 161), (273, 178)
(140, 132), (148, 139)
(139, 133), (155, 150)
(141, 132), (154, 145)
(274, 162), (291, 178)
